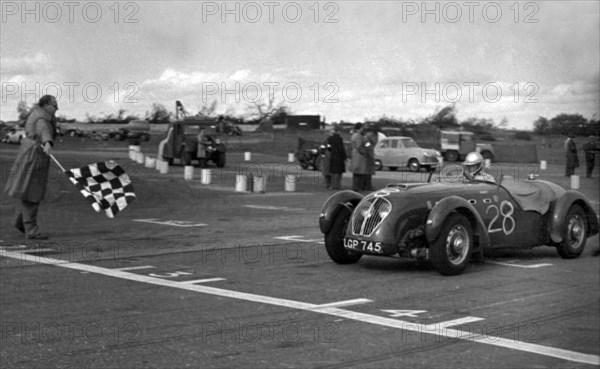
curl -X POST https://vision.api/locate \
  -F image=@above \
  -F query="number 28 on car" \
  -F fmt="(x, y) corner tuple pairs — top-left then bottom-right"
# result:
(319, 176), (598, 275)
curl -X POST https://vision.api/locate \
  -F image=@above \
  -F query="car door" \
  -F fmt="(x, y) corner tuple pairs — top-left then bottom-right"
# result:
(375, 139), (391, 165)
(467, 184), (544, 248)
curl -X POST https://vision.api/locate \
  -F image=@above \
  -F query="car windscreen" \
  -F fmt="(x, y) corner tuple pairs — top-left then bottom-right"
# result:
(401, 138), (418, 148)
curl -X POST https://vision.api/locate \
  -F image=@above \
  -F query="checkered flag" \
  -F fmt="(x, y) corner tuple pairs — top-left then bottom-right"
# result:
(51, 155), (136, 218)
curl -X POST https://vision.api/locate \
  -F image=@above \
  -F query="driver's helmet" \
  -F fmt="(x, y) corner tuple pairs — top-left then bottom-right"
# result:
(462, 152), (484, 180)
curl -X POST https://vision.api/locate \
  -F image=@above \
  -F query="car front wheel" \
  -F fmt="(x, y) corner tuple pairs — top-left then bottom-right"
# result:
(557, 204), (587, 259)
(430, 214), (473, 276)
(324, 207), (362, 264)
(408, 159), (420, 172)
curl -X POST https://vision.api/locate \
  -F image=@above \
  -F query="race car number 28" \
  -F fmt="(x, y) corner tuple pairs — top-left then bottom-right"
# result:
(486, 200), (515, 235)
(344, 238), (382, 253)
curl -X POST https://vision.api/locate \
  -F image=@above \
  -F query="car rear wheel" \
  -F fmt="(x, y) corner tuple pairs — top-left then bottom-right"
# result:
(430, 214), (473, 276)
(445, 150), (459, 162)
(325, 207), (362, 264)
(408, 159), (420, 172)
(557, 204), (587, 259)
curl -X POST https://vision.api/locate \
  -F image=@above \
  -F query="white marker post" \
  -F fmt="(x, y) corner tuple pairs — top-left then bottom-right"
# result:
(540, 160), (547, 170)
(201, 169), (212, 185)
(285, 175), (297, 192)
(184, 166), (194, 180)
(244, 152), (252, 161)
(253, 175), (266, 193)
(235, 174), (247, 192)
(570, 175), (580, 189)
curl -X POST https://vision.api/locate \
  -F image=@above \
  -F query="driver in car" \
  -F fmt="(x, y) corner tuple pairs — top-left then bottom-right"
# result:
(463, 152), (495, 182)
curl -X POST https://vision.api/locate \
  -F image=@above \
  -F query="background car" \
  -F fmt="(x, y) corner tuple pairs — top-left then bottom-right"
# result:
(374, 136), (442, 172)
(319, 175), (599, 276)
(1, 126), (25, 144)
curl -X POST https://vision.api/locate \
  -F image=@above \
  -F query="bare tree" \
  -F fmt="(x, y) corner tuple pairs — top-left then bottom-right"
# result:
(197, 100), (218, 118)
(17, 101), (30, 121)
(245, 93), (289, 131)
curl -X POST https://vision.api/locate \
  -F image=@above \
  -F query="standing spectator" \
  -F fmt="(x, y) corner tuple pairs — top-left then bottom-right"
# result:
(564, 133), (579, 176)
(320, 139), (331, 189)
(351, 123), (368, 191)
(197, 126), (216, 168)
(327, 124), (347, 190)
(4, 95), (58, 240)
(363, 127), (379, 191)
(582, 136), (598, 178)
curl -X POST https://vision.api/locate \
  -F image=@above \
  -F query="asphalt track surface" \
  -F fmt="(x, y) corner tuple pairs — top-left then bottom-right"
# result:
(1, 139), (599, 369)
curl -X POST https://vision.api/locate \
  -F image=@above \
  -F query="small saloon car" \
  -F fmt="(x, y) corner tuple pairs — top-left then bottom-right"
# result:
(319, 173), (598, 275)
(374, 136), (442, 172)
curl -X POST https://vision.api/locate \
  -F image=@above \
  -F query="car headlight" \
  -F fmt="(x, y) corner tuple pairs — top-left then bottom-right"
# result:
(378, 208), (390, 218)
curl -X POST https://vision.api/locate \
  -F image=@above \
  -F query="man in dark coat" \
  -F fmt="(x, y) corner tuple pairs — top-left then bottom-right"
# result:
(582, 136), (598, 178)
(326, 124), (347, 190)
(4, 95), (58, 239)
(351, 123), (369, 191)
(564, 133), (579, 176)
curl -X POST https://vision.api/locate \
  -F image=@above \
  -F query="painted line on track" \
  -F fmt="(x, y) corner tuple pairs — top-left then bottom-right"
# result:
(313, 298), (373, 309)
(114, 265), (155, 271)
(1, 249), (598, 366)
(425, 316), (485, 329)
(180, 278), (226, 284)
(487, 261), (553, 269)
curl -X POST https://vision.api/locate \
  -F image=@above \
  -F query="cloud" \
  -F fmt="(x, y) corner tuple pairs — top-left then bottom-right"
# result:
(1, 52), (52, 76)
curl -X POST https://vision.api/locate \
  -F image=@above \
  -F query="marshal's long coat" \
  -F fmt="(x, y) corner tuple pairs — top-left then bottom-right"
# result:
(4, 106), (56, 203)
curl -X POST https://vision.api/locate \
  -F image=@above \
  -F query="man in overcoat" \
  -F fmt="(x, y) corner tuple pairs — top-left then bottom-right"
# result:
(326, 124), (347, 190)
(351, 123), (369, 191)
(5, 95), (58, 239)
(564, 133), (579, 177)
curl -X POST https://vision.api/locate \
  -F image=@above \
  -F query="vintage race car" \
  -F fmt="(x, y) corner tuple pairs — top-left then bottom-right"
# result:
(319, 174), (599, 276)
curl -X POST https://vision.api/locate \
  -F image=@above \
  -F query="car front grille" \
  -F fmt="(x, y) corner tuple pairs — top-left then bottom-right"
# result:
(352, 197), (392, 236)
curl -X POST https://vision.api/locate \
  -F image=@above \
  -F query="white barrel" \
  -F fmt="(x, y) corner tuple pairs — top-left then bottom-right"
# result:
(540, 160), (547, 170)
(235, 174), (247, 192)
(570, 175), (580, 189)
(285, 175), (296, 192)
(288, 153), (295, 163)
(201, 169), (212, 184)
(158, 160), (169, 174)
(136, 152), (145, 164)
(129, 145), (138, 161)
(244, 152), (252, 161)
(145, 156), (155, 169)
(184, 165), (194, 180)
(253, 175), (266, 193)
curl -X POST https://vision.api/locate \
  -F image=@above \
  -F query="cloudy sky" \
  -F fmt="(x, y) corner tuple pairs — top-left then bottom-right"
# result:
(1, 1), (598, 129)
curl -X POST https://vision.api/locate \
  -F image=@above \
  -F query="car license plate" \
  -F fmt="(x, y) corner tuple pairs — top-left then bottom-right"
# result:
(343, 238), (383, 253)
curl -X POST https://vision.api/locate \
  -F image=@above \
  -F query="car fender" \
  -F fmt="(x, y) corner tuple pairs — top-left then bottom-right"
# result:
(549, 190), (599, 243)
(425, 196), (490, 250)
(319, 190), (363, 234)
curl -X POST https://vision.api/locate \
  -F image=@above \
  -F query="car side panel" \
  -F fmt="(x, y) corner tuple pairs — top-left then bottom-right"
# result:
(469, 187), (546, 248)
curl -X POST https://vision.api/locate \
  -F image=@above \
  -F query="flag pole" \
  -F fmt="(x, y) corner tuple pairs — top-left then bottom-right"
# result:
(48, 153), (66, 172)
